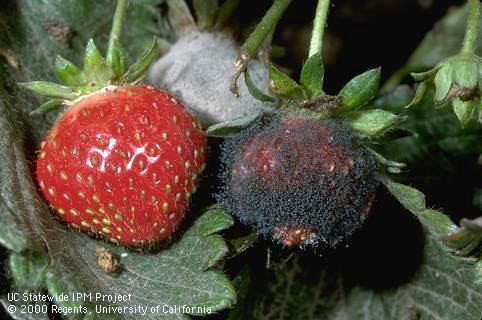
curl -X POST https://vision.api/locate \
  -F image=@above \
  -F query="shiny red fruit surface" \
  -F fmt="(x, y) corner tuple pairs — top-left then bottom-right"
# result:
(36, 85), (207, 247)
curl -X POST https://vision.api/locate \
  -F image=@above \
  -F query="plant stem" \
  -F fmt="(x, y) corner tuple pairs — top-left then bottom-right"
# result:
(461, 0), (480, 54)
(231, 0), (292, 95)
(107, 0), (128, 55)
(308, 0), (330, 58)
(240, 0), (292, 59)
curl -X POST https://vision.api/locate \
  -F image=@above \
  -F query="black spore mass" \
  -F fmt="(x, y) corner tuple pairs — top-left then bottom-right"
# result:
(217, 115), (379, 250)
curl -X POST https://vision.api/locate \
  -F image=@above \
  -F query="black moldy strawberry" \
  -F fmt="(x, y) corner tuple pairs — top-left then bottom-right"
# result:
(217, 114), (379, 250)
(209, 54), (404, 251)
(206, 0), (406, 251)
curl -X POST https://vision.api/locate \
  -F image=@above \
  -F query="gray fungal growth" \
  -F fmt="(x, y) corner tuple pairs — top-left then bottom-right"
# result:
(148, 32), (269, 127)
(217, 115), (379, 250)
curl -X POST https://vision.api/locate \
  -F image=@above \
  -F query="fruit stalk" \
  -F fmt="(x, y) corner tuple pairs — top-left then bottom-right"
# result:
(239, 0), (292, 57)
(107, 0), (128, 58)
(308, 0), (330, 58)
(461, 0), (480, 54)
(231, 0), (292, 95)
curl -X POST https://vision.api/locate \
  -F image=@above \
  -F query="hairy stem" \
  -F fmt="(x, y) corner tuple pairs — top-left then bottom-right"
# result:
(107, 0), (128, 55)
(240, 0), (292, 58)
(308, 0), (330, 58)
(461, 0), (480, 54)
(230, 0), (292, 96)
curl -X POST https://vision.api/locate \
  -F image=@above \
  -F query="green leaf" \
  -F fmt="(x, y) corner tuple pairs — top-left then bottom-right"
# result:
(124, 1), (165, 57)
(269, 64), (306, 100)
(245, 69), (275, 102)
(418, 209), (457, 236)
(54, 55), (83, 86)
(121, 37), (159, 83)
(0, 77), (46, 252)
(226, 267), (252, 320)
(42, 206), (235, 318)
(346, 109), (404, 137)
(381, 178), (426, 214)
(381, 177), (482, 287)
(300, 53), (324, 98)
(19, 81), (76, 100)
(43, 270), (114, 319)
(82, 39), (115, 86)
(193, 0), (219, 29)
(380, 177), (458, 237)
(9, 251), (48, 289)
(338, 68), (381, 110)
(106, 39), (128, 79)
(206, 111), (263, 137)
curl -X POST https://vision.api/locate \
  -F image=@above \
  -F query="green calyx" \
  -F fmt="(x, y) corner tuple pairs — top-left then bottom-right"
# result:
(408, 52), (481, 127)
(247, 56), (400, 137)
(405, 1), (482, 127)
(20, 0), (159, 115)
(211, 52), (402, 140)
(433, 53), (480, 103)
(20, 37), (159, 114)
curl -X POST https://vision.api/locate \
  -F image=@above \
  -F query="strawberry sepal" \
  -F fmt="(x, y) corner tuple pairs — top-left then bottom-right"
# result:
(29, 99), (64, 116)
(54, 55), (83, 86)
(120, 38), (160, 83)
(19, 81), (77, 100)
(24, 37), (160, 113)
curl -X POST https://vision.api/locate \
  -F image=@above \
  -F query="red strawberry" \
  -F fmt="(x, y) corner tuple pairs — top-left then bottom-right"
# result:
(22, 20), (207, 247)
(36, 86), (206, 247)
